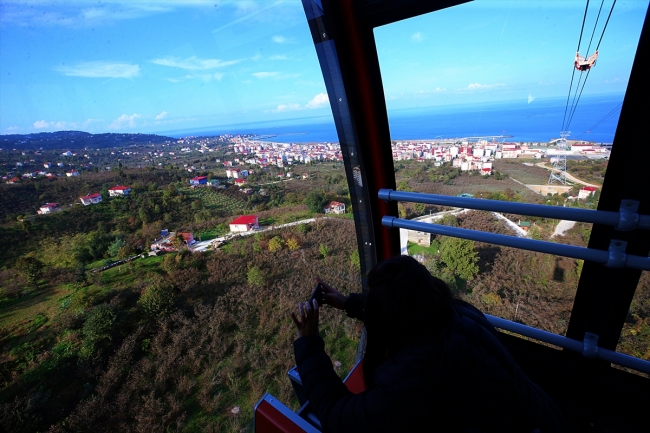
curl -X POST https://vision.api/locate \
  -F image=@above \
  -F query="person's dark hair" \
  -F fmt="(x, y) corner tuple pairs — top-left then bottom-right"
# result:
(363, 255), (454, 389)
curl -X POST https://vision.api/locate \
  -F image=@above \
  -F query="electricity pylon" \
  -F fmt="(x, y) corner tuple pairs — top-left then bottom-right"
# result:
(548, 131), (570, 185)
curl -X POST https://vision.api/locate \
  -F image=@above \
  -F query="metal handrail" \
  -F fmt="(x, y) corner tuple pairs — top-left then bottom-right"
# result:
(486, 315), (650, 375)
(381, 216), (650, 271)
(378, 189), (650, 231)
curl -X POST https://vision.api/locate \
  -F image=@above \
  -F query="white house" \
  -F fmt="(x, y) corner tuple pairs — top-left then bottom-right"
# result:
(38, 203), (61, 214)
(324, 201), (346, 214)
(108, 185), (131, 197)
(80, 193), (102, 206)
(229, 215), (259, 232)
(66, 170), (79, 177)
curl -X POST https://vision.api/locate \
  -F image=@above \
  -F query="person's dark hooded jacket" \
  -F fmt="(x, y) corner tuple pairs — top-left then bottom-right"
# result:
(294, 295), (566, 433)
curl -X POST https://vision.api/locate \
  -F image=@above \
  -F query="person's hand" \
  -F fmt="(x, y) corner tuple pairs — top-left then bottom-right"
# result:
(316, 277), (347, 310)
(290, 299), (319, 339)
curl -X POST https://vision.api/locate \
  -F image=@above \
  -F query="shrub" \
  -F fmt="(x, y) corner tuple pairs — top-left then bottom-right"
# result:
(268, 236), (284, 252)
(286, 238), (300, 251)
(319, 243), (330, 258)
(247, 266), (265, 287)
(350, 250), (360, 270)
(138, 280), (175, 318)
(81, 304), (117, 357)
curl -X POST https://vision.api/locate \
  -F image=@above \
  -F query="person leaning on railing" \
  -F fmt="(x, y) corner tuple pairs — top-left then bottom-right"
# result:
(290, 255), (567, 433)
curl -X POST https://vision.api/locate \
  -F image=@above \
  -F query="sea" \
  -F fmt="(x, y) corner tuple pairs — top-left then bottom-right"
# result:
(167, 94), (623, 144)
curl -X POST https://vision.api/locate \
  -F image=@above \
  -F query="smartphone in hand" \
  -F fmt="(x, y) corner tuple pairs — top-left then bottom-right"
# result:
(309, 283), (324, 307)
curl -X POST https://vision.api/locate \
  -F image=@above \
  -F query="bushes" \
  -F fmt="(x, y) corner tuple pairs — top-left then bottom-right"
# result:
(247, 266), (266, 287)
(81, 304), (117, 357)
(138, 278), (175, 318)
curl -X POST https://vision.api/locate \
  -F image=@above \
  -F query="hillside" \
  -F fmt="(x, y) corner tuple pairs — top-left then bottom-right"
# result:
(0, 131), (175, 150)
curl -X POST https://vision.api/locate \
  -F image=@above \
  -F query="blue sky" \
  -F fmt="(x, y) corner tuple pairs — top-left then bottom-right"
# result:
(0, 0), (647, 135)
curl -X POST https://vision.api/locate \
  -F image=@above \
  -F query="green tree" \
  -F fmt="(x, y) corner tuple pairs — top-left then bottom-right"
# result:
(439, 237), (479, 281)
(138, 279), (175, 318)
(15, 256), (43, 288)
(81, 304), (117, 357)
(107, 238), (126, 258)
(247, 266), (266, 287)
(319, 243), (330, 258)
(350, 250), (360, 270)
(305, 191), (329, 213)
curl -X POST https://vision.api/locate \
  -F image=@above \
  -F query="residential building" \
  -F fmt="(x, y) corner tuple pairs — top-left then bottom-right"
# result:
(66, 170), (79, 177)
(190, 176), (208, 186)
(578, 186), (598, 199)
(108, 185), (131, 197)
(38, 203), (61, 214)
(324, 201), (346, 214)
(80, 193), (103, 206)
(230, 215), (259, 232)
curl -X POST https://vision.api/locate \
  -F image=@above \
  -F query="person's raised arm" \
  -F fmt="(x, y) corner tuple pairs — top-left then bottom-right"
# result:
(315, 277), (366, 321)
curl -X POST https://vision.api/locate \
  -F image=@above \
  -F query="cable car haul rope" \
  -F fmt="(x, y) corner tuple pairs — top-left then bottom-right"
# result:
(561, 0), (617, 132)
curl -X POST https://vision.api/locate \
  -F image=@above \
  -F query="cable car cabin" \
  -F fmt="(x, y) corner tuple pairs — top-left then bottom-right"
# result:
(575, 50), (599, 71)
(255, 0), (650, 432)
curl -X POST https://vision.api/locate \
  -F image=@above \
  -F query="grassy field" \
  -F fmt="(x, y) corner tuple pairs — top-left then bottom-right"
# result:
(493, 160), (551, 184)
(186, 188), (248, 214)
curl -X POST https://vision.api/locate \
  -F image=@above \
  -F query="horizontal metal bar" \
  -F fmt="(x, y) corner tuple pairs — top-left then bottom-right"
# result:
(379, 189), (649, 230)
(486, 315), (650, 375)
(382, 217), (650, 271)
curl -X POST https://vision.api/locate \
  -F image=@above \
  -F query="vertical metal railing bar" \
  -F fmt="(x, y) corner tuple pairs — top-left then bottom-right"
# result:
(381, 216), (650, 271)
(486, 315), (650, 375)
(379, 189), (650, 230)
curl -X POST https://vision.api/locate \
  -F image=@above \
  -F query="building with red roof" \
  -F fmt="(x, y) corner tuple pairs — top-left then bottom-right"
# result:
(324, 201), (346, 214)
(578, 186), (598, 200)
(190, 176), (207, 186)
(80, 193), (103, 206)
(108, 185), (131, 197)
(229, 215), (259, 232)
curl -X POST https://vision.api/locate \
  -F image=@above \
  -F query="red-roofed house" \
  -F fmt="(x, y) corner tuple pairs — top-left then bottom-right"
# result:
(190, 176), (207, 186)
(578, 186), (598, 199)
(230, 215), (259, 232)
(38, 203), (61, 214)
(80, 193), (103, 206)
(324, 201), (346, 214)
(234, 178), (248, 186)
(108, 185), (131, 197)
(6, 177), (19, 184)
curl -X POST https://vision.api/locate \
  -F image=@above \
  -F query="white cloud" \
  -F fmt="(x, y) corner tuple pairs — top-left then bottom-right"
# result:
(251, 54), (262, 61)
(605, 77), (621, 83)
(272, 35), (288, 43)
(33, 120), (66, 129)
(412, 32), (423, 43)
(155, 111), (168, 120)
(54, 61), (140, 79)
(466, 82), (505, 90)
(151, 56), (239, 70)
(6, 126), (20, 131)
(252, 71), (280, 79)
(305, 92), (329, 109)
(109, 113), (141, 130)
(274, 103), (302, 112)
(271, 93), (330, 112)
(269, 54), (288, 60)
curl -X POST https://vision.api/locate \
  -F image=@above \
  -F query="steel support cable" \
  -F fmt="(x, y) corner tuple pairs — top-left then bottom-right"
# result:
(567, 0), (603, 130)
(561, 0), (591, 131)
(589, 102), (622, 131)
(566, 0), (616, 130)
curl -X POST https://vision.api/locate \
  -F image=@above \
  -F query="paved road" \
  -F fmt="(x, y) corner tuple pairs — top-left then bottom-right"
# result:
(400, 207), (527, 256)
(551, 220), (576, 238)
(190, 217), (320, 252)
